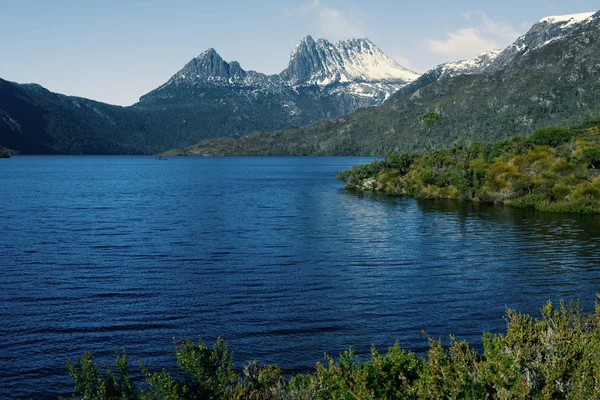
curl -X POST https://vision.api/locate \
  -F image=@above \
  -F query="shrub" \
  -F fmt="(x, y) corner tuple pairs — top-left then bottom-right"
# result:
(338, 120), (600, 214)
(64, 299), (600, 399)
(483, 136), (533, 162)
(384, 151), (414, 175)
(511, 193), (549, 209)
(337, 160), (386, 189)
(530, 126), (573, 147)
(580, 148), (600, 169)
(416, 168), (438, 186)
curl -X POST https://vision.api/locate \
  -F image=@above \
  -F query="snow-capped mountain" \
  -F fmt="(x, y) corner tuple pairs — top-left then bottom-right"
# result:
(124, 35), (423, 151)
(144, 36), (418, 103)
(391, 49), (502, 100)
(393, 11), (599, 101)
(280, 36), (419, 86)
(134, 35), (420, 144)
(490, 12), (598, 70)
(167, 9), (600, 156)
(148, 48), (282, 93)
(435, 49), (502, 78)
(6, 11), (600, 156)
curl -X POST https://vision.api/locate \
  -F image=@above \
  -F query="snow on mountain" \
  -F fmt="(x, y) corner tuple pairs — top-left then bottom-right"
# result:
(539, 12), (596, 27)
(148, 35), (419, 105)
(436, 49), (502, 78)
(489, 11), (599, 71)
(389, 48), (503, 101)
(164, 35), (418, 90)
(281, 36), (419, 86)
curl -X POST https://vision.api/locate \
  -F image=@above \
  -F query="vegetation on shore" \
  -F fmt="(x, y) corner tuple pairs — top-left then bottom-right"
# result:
(65, 298), (600, 399)
(0, 147), (16, 158)
(337, 118), (600, 214)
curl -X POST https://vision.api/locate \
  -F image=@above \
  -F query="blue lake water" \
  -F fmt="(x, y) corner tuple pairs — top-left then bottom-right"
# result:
(1, 156), (600, 398)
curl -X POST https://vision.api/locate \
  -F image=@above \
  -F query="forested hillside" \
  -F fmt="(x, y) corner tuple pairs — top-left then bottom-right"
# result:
(338, 118), (600, 214)
(168, 11), (600, 156)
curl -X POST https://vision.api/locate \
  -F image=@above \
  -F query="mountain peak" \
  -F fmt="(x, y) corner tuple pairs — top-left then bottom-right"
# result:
(282, 36), (419, 86)
(200, 48), (218, 56)
(168, 47), (247, 83)
(438, 48), (503, 77)
(489, 10), (599, 71)
(539, 11), (596, 27)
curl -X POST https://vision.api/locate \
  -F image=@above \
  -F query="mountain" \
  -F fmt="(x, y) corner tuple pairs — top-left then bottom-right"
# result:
(281, 36), (417, 85)
(395, 11), (597, 101)
(0, 37), (416, 154)
(168, 10), (600, 156)
(0, 79), (151, 154)
(489, 12), (597, 71)
(391, 49), (502, 100)
(137, 36), (418, 126)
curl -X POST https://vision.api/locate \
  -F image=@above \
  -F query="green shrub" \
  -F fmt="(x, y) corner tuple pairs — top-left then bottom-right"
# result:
(65, 299), (600, 399)
(339, 120), (600, 214)
(337, 160), (386, 189)
(175, 337), (236, 398)
(384, 151), (415, 175)
(580, 148), (600, 169)
(483, 136), (533, 162)
(417, 168), (438, 186)
(511, 193), (549, 209)
(572, 116), (600, 130)
(530, 126), (572, 147)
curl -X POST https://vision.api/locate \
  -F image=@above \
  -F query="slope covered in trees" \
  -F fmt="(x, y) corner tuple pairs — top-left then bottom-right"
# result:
(167, 11), (600, 157)
(338, 118), (600, 214)
(0, 38), (415, 155)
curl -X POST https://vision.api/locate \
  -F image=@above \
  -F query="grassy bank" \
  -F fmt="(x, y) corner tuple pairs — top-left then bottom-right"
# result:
(64, 299), (600, 399)
(337, 118), (600, 214)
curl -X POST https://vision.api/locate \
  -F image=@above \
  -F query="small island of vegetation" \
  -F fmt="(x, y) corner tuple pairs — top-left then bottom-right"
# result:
(65, 299), (600, 399)
(338, 117), (600, 214)
(0, 147), (13, 158)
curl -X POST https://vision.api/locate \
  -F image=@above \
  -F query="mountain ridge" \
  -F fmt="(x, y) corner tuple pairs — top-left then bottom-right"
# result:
(165, 10), (600, 156)
(0, 35), (418, 154)
(141, 36), (418, 102)
(3, 11), (600, 156)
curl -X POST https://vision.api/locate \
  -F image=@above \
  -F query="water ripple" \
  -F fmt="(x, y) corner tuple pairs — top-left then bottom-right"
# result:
(1, 156), (600, 399)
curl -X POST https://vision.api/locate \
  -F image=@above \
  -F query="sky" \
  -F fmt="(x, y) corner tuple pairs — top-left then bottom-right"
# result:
(1, 0), (598, 106)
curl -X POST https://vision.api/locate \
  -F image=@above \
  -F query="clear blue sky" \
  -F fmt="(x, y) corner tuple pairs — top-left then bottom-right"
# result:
(1, 0), (597, 105)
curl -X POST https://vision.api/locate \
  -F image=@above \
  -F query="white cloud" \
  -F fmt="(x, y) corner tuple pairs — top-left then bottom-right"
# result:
(479, 12), (520, 41)
(392, 52), (416, 71)
(283, 0), (321, 17)
(284, 1), (366, 41)
(317, 5), (365, 39)
(427, 28), (498, 57)
(426, 11), (522, 60)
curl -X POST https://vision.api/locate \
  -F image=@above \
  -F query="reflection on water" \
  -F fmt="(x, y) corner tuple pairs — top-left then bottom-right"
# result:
(1, 156), (599, 399)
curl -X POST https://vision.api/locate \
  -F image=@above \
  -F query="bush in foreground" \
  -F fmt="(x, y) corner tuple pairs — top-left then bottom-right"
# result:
(64, 298), (600, 399)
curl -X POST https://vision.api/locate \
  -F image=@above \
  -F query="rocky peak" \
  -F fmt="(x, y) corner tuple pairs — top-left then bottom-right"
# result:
(280, 36), (419, 86)
(437, 49), (502, 78)
(172, 48), (248, 83)
(144, 35), (419, 104)
(281, 35), (328, 83)
(490, 11), (598, 71)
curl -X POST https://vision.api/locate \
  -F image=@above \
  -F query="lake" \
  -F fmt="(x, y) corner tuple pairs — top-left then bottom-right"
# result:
(1, 156), (600, 399)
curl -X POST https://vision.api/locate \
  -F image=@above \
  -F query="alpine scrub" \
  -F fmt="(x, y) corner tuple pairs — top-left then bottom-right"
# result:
(64, 299), (600, 399)
(338, 118), (600, 214)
